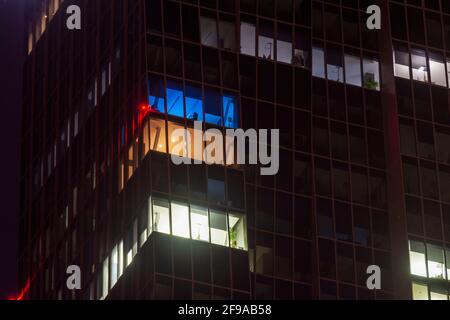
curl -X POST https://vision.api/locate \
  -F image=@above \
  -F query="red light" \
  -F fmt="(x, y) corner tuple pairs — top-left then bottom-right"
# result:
(9, 279), (31, 301)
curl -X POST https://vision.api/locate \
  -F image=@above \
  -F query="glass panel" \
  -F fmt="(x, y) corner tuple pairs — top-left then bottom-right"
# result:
(200, 16), (218, 47)
(429, 53), (447, 87)
(412, 282), (429, 300)
(204, 88), (222, 126)
(166, 82), (184, 118)
(110, 245), (118, 288)
(153, 198), (171, 234)
(210, 210), (229, 247)
(229, 212), (247, 250)
(411, 49), (428, 82)
(312, 47), (325, 78)
(258, 22), (274, 60)
(102, 257), (109, 298)
(148, 76), (165, 113)
(185, 84), (203, 121)
(344, 54), (361, 87)
(219, 20), (236, 51)
(409, 240), (427, 277)
(150, 119), (167, 153)
(223, 95), (238, 128)
(394, 48), (410, 79)
(171, 202), (190, 238)
(363, 58), (380, 91)
(190, 205), (209, 242)
(168, 121), (188, 158)
(427, 244), (445, 279)
(240, 22), (256, 56)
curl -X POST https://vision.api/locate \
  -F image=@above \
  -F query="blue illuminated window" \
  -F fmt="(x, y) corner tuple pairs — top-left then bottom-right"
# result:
(204, 88), (222, 126)
(148, 78), (238, 128)
(148, 75), (165, 113)
(185, 84), (203, 121)
(223, 95), (238, 128)
(166, 81), (184, 118)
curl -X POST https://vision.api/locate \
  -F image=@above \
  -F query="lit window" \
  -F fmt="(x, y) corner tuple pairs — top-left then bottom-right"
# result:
(190, 205), (209, 242)
(142, 122), (150, 157)
(344, 54), (362, 87)
(223, 95), (238, 128)
(258, 22), (274, 60)
(102, 257), (109, 299)
(277, 25), (292, 64)
(185, 84), (203, 121)
(153, 198), (171, 234)
(118, 240), (124, 278)
(409, 240), (427, 277)
(363, 58), (380, 91)
(148, 76), (165, 113)
(210, 210), (229, 247)
(228, 212), (247, 250)
(167, 81), (184, 118)
(327, 47), (344, 83)
(147, 196), (153, 237)
(394, 48), (410, 79)
(411, 49), (428, 83)
(200, 16), (218, 48)
(204, 88), (222, 126)
(150, 119), (167, 153)
(427, 244), (445, 280)
(110, 246), (118, 288)
(168, 122), (188, 158)
(430, 287), (448, 300)
(312, 47), (325, 78)
(171, 202), (190, 239)
(240, 22), (256, 56)
(429, 52), (447, 87)
(412, 282), (429, 300)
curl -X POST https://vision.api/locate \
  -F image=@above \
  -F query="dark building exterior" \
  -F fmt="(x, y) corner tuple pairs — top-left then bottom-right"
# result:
(19, 0), (450, 300)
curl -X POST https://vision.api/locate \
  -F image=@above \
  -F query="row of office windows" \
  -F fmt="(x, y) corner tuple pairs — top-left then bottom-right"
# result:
(34, 50), (120, 193)
(312, 46), (380, 90)
(409, 240), (450, 300)
(27, 0), (64, 54)
(148, 75), (239, 128)
(96, 195), (247, 299)
(119, 116), (243, 193)
(394, 47), (450, 88)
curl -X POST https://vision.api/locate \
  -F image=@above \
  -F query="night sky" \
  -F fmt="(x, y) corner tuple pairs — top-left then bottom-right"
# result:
(0, 0), (24, 300)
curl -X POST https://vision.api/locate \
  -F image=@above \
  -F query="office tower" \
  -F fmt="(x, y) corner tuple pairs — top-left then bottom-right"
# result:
(19, 0), (450, 300)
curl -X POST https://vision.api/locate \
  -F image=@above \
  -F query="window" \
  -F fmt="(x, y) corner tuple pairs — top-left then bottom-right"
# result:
(219, 19), (236, 51)
(210, 210), (229, 247)
(363, 58), (380, 90)
(240, 22), (256, 56)
(394, 47), (410, 79)
(102, 257), (109, 299)
(412, 282), (429, 300)
(185, 84), (203, 121)
(411, 49), (428, 82)
(150, 118), (167, 153)
(229, 212), (247, 250)
(200, 16), (218, 47)
(427, 244), (445, 280)
(110, 245), (118, 288)
(148, 75), (165, 113)
(429, 52), (447, 87)
(258, 21), (274, 60)
(171, 202), (190, 238)
(167, 81), (184, 118)
(409, 240), (427, 277)
(326, 46), (344, 83)
(191, 205), (209, 242)
(344, 54), (361, 87)
(153, 198), (171, 234)
(312, 47), (325, 78)
(277, 24), (292, 64)
(223, 95), (238, 128)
